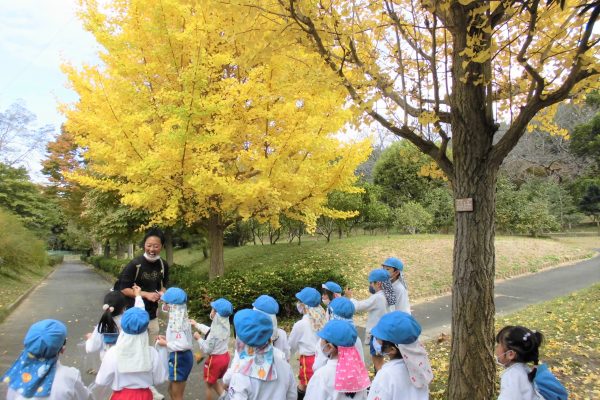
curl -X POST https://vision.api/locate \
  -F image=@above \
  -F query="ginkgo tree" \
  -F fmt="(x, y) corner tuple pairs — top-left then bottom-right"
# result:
(62, 0), (370, 279)
(262, 0), (599, 398)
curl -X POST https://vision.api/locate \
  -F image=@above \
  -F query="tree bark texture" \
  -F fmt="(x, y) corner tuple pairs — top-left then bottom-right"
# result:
(207, 213), (225, 280)
(448, 7), (498, 398)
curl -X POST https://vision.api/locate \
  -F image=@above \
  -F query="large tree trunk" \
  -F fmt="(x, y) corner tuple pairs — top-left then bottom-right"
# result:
(116, 241), (126, 259)
(164, 228), (174, 266)
(103, 239), (110, 258)
(448, 9), (497, 397)
(207, 213), (226, 280)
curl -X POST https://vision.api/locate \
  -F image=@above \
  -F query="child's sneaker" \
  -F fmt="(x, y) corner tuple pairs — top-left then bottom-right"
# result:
(149, 386), (164, 400)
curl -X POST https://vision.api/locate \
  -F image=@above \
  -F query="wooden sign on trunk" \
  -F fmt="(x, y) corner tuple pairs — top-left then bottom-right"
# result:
(455, 198), (474, 212)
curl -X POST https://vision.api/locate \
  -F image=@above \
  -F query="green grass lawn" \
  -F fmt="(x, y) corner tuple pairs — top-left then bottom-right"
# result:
(426, 284), (600, 399)
(174, 234), (598, 300)
(0, 265), (54, 322)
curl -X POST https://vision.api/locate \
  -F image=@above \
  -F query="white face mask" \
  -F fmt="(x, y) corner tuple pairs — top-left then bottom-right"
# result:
(495, 350), (511, 367)
(296, 303), (304, 314)
(321, 341), (333, 358)
(143, 252), (160, 262)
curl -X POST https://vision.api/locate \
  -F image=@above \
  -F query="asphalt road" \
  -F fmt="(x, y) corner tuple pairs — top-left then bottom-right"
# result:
(1, 252), (598, 399)
(413, 252), (600, 340)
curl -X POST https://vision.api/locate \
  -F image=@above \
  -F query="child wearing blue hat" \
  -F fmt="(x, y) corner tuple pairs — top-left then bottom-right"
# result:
(367, 311), (433, 400)
(95, 307), (168, 400)
(382, 257), (411, 313)
(190, 297), (233, 400)
(345, 268), (396, 373)
(2, 319), (92, 400)
(313, 297), (365, 372)
(227, 309), (297, 399)
(321, 281), (343, 307)
(289, 287), (327, 399)
(155, 287), (194, 400)
(86, 285), (145, 362)
(253, 294), (291, 361)
(223, 295), (291, 389)
(305, 320), (370, 400)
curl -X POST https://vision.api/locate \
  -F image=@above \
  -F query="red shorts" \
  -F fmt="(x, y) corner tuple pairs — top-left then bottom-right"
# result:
(111, 388), (152, 400)
(298, 354), (316, 386)
(204, 352), (230, 384)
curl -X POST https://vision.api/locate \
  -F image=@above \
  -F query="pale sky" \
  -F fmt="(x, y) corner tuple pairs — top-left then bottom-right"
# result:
(0, 0), (99, 180)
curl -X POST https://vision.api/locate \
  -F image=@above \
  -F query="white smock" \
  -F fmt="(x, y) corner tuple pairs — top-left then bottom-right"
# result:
(498, 363), (543, 400)
(367, 359), (429, 400)
(226, 350), (297, 400)
(289, 315), (319, 356)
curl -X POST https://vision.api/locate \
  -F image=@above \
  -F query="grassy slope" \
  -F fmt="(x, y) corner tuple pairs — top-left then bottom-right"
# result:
(427, 284), (600, 399)
(0, 265), (54, 322)
(174, 234), (598, 300)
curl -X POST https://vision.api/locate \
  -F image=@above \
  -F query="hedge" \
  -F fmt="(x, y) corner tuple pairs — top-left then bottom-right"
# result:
(47, 255), (64, 266)
(82, 256), (347, 319)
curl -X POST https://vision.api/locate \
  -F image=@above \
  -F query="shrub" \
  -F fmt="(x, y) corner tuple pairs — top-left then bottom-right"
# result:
(393, 201), (433, 234)
(84, 255), (347, 319)
(0, 208), (46, 270)
(179, 264), (348, 319)
(47, 255), (64, 266)
(82, 255), (128, 276)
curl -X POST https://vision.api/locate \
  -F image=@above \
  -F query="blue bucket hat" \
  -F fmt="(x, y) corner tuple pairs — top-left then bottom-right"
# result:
(322, 281), (342, 294)
(368, 268), (390, 283)
(252, 295), (279, 315)
(211, 298), (234, 317)
(1, 320), (67, 398)
(162, 287), (187, 305)
(295, 287), (321, 307)
(371, 311), (421, 344)
(233, 309), (273, 347)
(318, 320), (357, 347)
(382, 257), (404, 271)
(24, 319), (67, 358)
(121, 307), (150, 334)
(329, 297), (355, 319)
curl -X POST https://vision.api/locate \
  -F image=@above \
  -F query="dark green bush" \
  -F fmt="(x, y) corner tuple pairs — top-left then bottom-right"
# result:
(173, 263), (347, 319)
(85, 256), (346, 319)
(83, 255), (128, 276)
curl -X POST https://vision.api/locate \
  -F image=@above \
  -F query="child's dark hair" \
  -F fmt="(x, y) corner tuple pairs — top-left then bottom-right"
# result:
(97, 291), (127, 334)
(382, 340), (403, 359)
(322, 288), (335, 302)
(143, 227), (165, 246)
(496, 325), (544, 381)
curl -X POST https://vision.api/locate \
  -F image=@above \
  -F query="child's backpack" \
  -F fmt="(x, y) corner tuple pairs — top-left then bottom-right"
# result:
(533, 363), (568, 400)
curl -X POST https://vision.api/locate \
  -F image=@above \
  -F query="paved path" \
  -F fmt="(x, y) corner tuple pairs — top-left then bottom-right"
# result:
(414, 252), (600, 340)
(1, 253), (598, 399)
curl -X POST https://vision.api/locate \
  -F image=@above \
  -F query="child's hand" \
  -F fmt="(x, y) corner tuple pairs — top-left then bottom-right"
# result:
(189, 318), (197, 326)
(85, 332), (92, 340)
(193, 332), (201, 341)
(155, 335), (167, 346)
(344, 288), (353, 298)
(132, 284), (142, 297)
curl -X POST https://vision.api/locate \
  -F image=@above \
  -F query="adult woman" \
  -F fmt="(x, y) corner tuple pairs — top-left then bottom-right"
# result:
(118, 228), (169, 343)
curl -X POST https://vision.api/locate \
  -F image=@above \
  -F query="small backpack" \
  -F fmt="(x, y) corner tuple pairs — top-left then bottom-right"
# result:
(533, 363), (568, 400)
